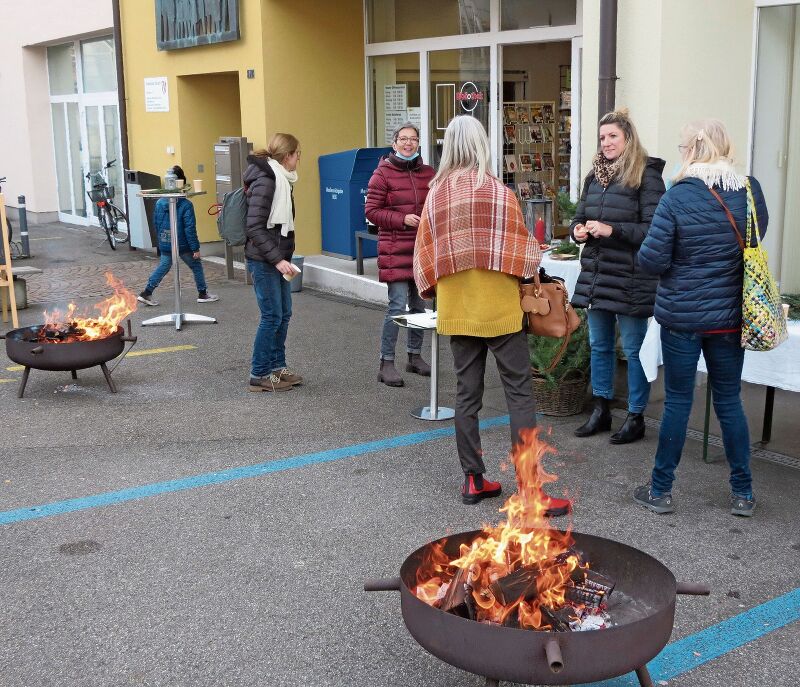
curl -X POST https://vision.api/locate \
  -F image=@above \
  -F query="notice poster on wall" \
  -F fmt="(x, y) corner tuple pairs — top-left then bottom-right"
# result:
(384, 110), (407, 144)
(384, 84), (408, 112)
(406, 107), (421, 129)
(144, 77), (170, 112)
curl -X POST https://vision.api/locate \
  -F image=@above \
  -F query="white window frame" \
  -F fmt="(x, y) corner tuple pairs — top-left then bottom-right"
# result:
(47, 37), (121, 226)
(363, 0), (583, 183)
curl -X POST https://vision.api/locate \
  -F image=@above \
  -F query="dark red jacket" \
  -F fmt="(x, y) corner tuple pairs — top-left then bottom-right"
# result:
(365, 153), (434, 283)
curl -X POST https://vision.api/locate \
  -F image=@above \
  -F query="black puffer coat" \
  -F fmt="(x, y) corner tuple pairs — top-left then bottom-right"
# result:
(569, 157), (666, 317)
(242, 155), (295, 264)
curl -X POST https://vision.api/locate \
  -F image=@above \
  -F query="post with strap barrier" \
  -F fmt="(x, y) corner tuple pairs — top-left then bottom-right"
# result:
(17, 195), (31, 258)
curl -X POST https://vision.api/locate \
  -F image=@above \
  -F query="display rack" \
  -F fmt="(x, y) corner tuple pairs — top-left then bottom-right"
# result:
(558, 65), (572, 196)
(501, 100), (557, 209)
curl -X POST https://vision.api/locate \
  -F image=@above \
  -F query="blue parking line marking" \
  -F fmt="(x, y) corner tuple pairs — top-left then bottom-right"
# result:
(587, 587), (800, 686)
(0, 415), (511, 526)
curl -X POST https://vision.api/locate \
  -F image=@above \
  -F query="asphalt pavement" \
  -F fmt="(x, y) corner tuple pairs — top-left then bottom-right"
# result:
(0, 223), (797, 687)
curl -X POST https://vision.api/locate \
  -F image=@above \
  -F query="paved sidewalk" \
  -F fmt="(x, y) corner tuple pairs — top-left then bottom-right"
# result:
(0, 222), (797, 687)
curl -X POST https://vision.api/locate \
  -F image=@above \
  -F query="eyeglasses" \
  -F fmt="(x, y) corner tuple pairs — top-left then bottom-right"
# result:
(396, 136), (419, 144)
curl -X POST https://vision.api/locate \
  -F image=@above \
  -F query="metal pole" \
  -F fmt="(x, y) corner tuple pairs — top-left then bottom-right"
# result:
(430, 330), (439, 419)
(169, 197), (182, 330)
(598, 0), (618, 120)
(16, 195), (30, 258)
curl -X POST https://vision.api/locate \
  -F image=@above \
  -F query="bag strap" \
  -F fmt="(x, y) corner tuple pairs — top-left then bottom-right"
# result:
(707, 186), (745, 251)
(532, 331), (571, 375)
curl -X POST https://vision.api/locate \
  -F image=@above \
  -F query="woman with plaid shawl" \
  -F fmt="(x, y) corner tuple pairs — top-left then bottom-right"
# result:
(413, 116), (570, 516)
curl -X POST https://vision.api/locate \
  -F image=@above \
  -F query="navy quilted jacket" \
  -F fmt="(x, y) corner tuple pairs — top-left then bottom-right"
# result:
(569, 157), (666, 317)
(638, 176), (768, 332)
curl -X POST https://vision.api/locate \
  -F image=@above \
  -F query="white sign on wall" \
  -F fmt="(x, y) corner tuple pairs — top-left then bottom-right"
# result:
(384, 110), (407, 144)
(384, 84), (407, 112)
(144, 77), (170, 112)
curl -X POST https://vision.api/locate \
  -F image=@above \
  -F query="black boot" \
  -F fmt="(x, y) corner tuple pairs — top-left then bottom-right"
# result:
(610, 412), (645, 444)
(574, 397), (612, 437)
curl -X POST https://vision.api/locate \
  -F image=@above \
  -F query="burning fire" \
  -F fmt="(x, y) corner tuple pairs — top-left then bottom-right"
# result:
(39, 272), (137, 342)
(414, 429), (595, 631)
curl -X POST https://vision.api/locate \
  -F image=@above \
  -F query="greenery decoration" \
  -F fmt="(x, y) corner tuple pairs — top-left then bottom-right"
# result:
(527, 308), (590, 390)
(781, 293), (799, 320)
(556, 191), (578, 224)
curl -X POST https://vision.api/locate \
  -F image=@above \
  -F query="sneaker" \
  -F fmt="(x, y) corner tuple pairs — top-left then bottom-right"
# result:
(462, 474), (502, 505)
(633, 484), (674, 514)
(248, 373), (294, 392)
(274, 367), (303, 386)
(197, 292), (219, 303)
(731, 494), (756, 517)
(137, 292), (158, 307)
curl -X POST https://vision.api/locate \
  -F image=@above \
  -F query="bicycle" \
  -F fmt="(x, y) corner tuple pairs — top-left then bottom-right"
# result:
(0, 176), (23, 262)
(86, 160), (129, 250)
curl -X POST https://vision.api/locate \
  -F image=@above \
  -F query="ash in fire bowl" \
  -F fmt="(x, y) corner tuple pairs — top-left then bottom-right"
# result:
(411, 429), (635, 634)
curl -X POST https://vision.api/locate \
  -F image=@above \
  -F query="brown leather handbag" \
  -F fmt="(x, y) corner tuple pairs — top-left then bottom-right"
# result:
(520, 269), (581, 372)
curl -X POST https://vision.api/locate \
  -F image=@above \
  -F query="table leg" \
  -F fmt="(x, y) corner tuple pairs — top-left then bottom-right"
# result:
(760, 386), (775, 445)
(411, 327), (454, 421)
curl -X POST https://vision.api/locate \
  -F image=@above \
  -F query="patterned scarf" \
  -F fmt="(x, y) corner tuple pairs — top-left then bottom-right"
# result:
(592, 152), (621, 188)
(413, 170), (541, 299)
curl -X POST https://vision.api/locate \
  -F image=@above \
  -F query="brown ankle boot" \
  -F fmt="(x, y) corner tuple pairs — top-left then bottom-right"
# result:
(378, 359), (404, 387)
(406, 353), (431, 376)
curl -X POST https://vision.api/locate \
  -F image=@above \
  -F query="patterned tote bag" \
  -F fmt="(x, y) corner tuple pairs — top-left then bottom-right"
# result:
(710, 179), (788, 351)
(740, 180), (788, 351)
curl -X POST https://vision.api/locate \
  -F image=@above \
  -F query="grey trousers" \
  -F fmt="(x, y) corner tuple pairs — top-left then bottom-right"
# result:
(450, 330), (537, 475)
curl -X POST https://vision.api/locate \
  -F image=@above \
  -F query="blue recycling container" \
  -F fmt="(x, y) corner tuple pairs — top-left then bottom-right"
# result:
(318, 147), (390, 259)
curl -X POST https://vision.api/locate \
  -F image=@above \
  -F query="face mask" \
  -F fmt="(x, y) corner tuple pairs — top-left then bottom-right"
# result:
(395, 151), (419, 161)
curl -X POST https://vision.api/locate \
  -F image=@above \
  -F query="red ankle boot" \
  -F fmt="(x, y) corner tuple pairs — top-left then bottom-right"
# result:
(540, 491), (572, 517)
(462, 474), (502, 505)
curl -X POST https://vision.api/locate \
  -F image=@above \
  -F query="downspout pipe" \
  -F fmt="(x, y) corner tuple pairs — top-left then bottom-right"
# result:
(111, 0), (135, 248)
(598, 0), (618, 121)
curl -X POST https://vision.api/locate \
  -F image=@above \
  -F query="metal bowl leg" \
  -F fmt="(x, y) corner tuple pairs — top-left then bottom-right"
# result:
(17, 367), (30, 398)
(636, 665), (654, 687)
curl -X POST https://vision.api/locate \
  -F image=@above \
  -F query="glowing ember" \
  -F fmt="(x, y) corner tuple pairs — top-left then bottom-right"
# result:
(38, 273), (137, 342)
(414, 428), (609, 631)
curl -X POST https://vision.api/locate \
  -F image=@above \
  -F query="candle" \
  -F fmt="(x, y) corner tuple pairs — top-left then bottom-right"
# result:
(534, 218), (546, 243)
(782, 303), (790, 319)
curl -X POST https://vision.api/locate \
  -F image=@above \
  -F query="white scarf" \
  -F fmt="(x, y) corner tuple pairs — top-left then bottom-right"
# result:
(683, 159), (746, 191)
(267, 158), (297, 237)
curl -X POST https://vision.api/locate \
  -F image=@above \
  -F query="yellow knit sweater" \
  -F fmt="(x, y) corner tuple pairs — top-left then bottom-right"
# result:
(436, 269), (523, 337)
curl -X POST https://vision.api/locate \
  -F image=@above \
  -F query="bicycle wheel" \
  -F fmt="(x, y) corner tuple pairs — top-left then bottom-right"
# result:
(109, 203), (129, 244)
(100, 206), (117, 250)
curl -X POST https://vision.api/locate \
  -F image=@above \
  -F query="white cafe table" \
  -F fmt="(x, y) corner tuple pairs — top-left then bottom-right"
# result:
(392, 311), (454, 422)
(640, 319), (800, 452)
(540, 253), (581, 297)
(137, 190), (217, 331)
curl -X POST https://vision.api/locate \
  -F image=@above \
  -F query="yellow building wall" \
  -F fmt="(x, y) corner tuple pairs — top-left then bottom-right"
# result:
(120, 0), (267, 242)
(260, 1), (366, 256)
(122, 0), (365, 252)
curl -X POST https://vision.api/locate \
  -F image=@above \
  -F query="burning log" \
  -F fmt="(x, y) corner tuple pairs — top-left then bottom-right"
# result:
(541, 605), (573, 632)
(489, 565), (540, 606)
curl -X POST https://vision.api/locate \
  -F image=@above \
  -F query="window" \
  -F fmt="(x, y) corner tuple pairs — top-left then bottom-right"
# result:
(367, 0), (489, 43)
(369, 54), (421, 146)
(47, 43), (77, 96)
(81, 37), (117, 93)
(501, 0), (577, 31)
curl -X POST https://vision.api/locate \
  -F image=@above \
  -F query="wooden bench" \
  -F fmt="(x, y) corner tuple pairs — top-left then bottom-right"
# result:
(355, 230), (378, 276)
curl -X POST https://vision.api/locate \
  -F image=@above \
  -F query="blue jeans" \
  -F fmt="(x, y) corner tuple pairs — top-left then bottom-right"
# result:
(587, 309), (650, 413)
(146, 252), (208, 294)
(651, 328), (751, 498)
(380, 280), (425, 360)
(248, 259), (292, 378)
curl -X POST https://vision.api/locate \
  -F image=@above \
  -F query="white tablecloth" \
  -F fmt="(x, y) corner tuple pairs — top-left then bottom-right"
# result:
(540, 254), (581, 297)
(640, 320), (800, 393)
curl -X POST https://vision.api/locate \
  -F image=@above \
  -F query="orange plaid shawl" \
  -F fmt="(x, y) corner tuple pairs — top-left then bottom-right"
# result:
(413, 170), (542, 298)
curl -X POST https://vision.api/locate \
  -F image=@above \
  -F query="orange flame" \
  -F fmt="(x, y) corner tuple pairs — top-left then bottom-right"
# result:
(42, 272), (137, 341)
(415, 428), (579, 630)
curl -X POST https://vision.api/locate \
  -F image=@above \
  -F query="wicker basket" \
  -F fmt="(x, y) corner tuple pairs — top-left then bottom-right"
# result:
(531, 368), (588, 416)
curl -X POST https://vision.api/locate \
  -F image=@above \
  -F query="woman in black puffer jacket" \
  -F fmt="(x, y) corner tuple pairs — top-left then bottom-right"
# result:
(570, 109), (666, 444)
(242, 133), (303, 393)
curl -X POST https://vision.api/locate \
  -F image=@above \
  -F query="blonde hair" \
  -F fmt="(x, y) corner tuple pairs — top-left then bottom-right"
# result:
(254, 133), (300, 163)
(597, 108), (648, 188)
(673, 119), (734, 182)
(430, 115), (494, 190)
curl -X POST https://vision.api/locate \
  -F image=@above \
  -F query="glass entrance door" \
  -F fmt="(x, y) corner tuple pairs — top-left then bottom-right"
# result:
(428, 47), (491, 169)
